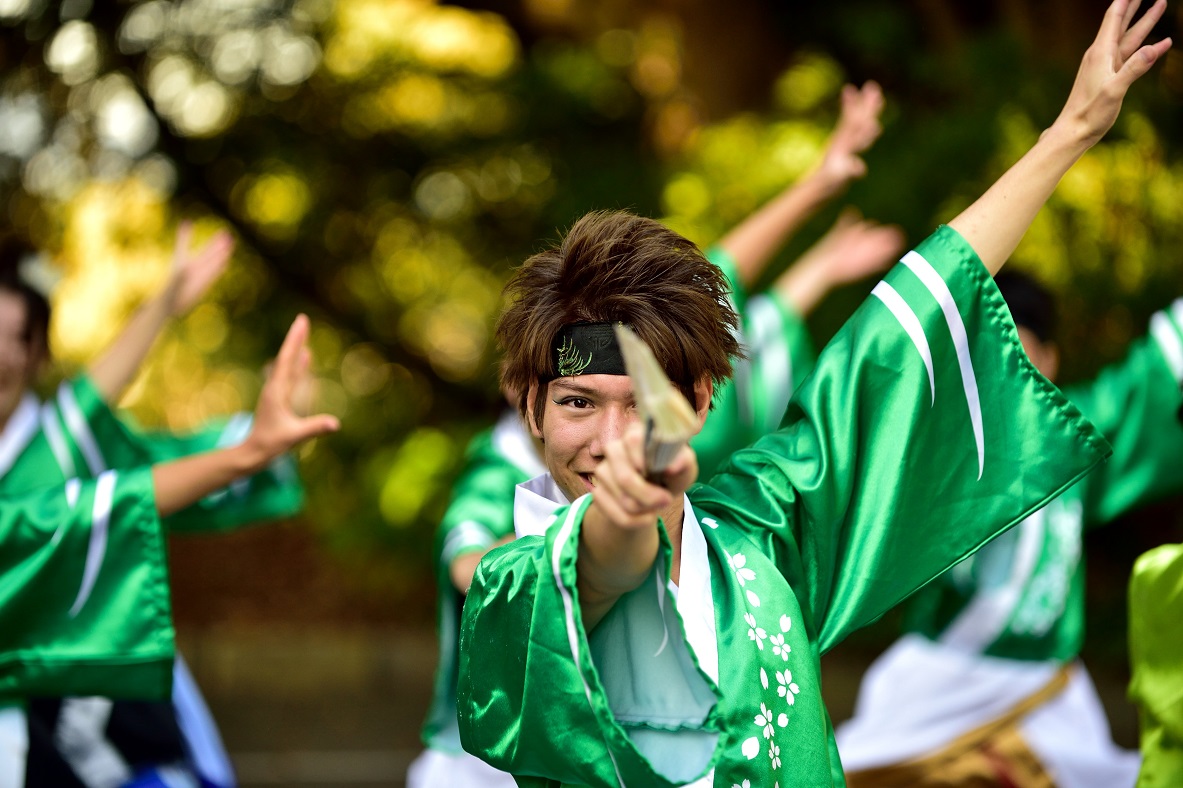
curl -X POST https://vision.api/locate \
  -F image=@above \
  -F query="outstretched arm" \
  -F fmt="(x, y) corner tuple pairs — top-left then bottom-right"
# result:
(151, 315), (339, 517)
(773, 208), (905, 316)
(88, 222), (235, 403)
(949, 0), (1171, 274)
(718, 81), (885, 289)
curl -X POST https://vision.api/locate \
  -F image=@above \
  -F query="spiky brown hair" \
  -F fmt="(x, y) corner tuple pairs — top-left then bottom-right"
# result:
(497, 210), (742, 423)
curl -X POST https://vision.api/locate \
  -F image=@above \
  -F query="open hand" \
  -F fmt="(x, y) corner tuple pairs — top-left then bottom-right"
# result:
(168, 221), (235, 316)
(799, 209), (905, 287)
(1056, 0), (1172, 147)
(818, 81), (886, 185)
(246, 315), (340, 465)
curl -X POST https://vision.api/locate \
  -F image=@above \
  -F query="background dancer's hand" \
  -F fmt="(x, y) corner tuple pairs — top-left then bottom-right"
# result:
(817, 80), (885, 188)
(165, 220), (235, 316)
(151, 315), (338, 517)
(244, 314), (340, 467)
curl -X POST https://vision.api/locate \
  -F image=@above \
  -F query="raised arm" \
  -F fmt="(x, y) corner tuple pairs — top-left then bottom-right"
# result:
(949, 0), (1171, 274)
(150, 314), (338, 517)
(717, 81), (885, 289)
(88, 222), (234, 403)
(773, 208), (905, 316)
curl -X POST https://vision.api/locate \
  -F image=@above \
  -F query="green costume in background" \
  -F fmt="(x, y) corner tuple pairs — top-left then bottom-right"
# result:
(0, 374), (302, 700)
(418, 247), (817, 771)
(458, 226), (1111, 788)
(1128, 542), (1183, 788)
(837, 304), (1183, 785)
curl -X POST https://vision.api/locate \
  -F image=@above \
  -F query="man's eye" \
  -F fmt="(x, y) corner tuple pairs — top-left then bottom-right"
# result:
(556, 397), (591, 409)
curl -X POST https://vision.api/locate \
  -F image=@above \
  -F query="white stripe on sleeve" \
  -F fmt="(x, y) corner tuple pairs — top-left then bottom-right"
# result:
(40, 404), (77, 479)
(68, 470), (116, 618)
(900, 251), (985, 480)
(872, 281), (937, 406)
(56, 384), (107, 476)
(1150, 311), (1183, 384)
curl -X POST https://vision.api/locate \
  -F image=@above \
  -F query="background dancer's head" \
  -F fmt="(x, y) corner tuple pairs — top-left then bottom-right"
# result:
(0, 238), (51, 424)
(996, 269), (1059, 382)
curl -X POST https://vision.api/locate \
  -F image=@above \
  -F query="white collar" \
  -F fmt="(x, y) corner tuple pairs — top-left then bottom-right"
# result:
(0, 392), (40, 479)
(513, 473), (570, 538)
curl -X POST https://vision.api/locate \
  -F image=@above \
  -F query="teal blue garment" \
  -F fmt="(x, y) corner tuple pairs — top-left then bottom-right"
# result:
(458, 226), (1110, 787)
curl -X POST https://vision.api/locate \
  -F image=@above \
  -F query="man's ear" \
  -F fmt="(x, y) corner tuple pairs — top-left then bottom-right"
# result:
(692, 376), (713, 429)
(525, 381), (545, 439)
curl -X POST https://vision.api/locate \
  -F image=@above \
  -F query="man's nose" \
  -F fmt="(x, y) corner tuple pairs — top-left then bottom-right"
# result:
(589, 404), (636, 458)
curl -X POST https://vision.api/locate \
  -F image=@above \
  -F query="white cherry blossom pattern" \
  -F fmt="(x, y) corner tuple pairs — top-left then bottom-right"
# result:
(741, 737), (760, 760)
(778, 712), (789, 728)
(779, 614), (791, 632)
(755, 703), (775, 739)
(701, 517), (719, 529)
(745, 589), (762, 608)
(730, 781), (750, 788)
(728, 551), (757, 586)
(744, 612), (767, 649)
(776, 669), (800, 706)
(760, 668), (769, 690)
(769, 741), (782, 770)
(770, 633), (790, 661)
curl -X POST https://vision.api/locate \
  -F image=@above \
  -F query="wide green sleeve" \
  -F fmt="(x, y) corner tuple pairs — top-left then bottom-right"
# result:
(696, 225), (1111, 653)
(51, 377), (303, 532)
(1128, 543), (1183, 788)
(695, 247), (818, 477)
(1062, 302), (1183, 527)
(458, 496), (719, 788)
(0, 468), (174, 701)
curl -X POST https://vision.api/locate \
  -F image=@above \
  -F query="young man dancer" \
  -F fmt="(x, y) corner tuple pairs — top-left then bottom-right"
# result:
(457, 2), (1172, 785)
(412, 83), (901, 788)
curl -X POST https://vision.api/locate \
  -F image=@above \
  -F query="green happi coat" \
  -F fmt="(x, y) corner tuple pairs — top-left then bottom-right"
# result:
(421, 248), (817, 761)
(904, 302), (1183, 661)
(0, 471), (173, 700)
(457, 226), (1112, 788)
(0, 375), (303, 699)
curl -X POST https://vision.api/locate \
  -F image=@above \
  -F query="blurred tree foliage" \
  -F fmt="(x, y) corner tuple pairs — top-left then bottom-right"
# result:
(1, 0), (1181, 619)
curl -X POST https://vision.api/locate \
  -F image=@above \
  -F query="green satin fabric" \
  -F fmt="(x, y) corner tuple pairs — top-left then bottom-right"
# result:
(1129, 543), (1183, 788)
(458, 226), (1111, 787)
(0, 468), (174, 700)
(69, 376), (304, 533)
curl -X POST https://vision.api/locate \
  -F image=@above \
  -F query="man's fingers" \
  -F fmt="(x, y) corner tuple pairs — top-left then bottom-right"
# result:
(1119, 37), (1173, 87)
(1120, 0), (1168, 59)
(173, 220), (193, 267)
(275, 314), (310, 388)
(294, 414), (340, 442)
(1099, 0), (1136, 46)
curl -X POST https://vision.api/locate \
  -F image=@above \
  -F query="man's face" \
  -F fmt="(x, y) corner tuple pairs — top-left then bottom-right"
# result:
(0, 290), (39, 423)
(528, 374), (639, 502)
(528, 373), (713, 503)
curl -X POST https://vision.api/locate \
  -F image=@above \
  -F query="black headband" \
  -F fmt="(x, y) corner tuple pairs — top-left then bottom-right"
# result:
(550, 322), (627, 378)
